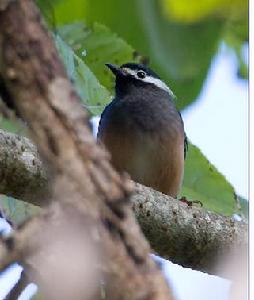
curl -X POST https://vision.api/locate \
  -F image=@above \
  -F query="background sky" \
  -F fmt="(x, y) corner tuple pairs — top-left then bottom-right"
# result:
(0, 45), (248, 300)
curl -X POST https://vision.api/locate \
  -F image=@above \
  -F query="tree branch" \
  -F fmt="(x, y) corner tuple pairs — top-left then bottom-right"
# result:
(0, 1), (173, 299)
(0, 129), (247, 276)
(132, 183), (247, 275)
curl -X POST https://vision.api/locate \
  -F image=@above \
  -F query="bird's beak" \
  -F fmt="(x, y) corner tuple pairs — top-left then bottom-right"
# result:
(105, 63), (125, 76)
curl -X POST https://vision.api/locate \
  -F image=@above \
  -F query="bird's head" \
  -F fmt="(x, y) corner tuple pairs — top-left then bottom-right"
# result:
(106, 63), (174, 97)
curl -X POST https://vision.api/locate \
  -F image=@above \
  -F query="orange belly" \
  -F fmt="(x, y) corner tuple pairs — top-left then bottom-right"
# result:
(99, 127), (184, 198)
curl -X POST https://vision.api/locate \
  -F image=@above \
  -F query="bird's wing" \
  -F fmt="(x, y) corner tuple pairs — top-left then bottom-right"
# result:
(177, 110), (188, 159)
(97, 101), (113, 139)
(184, 132), (188, 159)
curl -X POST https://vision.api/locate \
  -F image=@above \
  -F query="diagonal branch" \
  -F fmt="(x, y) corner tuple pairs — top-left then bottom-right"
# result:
(0, 1), (173, 299)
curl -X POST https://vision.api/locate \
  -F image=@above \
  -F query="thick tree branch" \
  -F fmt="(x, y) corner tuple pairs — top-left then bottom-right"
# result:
(0, 129), (247, 276)
(0, 1), (173, 299)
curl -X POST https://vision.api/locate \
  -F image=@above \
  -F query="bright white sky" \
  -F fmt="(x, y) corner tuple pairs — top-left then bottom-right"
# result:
(0, 45), (248, 300)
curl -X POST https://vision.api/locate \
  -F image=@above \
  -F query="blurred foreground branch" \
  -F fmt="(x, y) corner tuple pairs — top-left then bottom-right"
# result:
(0, 1), (173, 299)
(0, 128), (248, 276)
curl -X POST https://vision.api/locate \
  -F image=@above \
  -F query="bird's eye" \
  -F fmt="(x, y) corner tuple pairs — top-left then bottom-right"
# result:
(137, 70), (146, 79)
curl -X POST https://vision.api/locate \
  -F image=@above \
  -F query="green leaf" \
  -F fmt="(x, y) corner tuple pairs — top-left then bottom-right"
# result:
(57, 22), (140, 92)
(181, 143), (237, 216)
(0, 196), (39, 225)
(54, 34), (111, 115)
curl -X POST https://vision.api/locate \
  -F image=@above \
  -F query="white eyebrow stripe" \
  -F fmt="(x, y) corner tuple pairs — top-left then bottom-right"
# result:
(123, 67), (175, 97)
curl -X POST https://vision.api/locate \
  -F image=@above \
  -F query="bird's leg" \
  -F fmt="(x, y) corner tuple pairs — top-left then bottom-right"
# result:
(178, 196), (203, 207)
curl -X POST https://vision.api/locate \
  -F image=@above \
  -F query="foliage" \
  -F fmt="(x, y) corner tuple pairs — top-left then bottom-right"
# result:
(49, 0), (223, 110)
(57, 22), (139, 92)
(182, 143), (237, 215)
(42, 0), (247, 101)
(55, 34), (111, 115)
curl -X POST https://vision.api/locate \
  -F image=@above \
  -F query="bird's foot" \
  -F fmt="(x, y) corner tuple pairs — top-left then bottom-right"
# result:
(178, 196), (203, 207)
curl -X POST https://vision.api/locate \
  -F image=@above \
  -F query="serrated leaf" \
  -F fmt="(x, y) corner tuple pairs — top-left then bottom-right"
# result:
(74, 55), (111, 115)
(57, 22), (139, 92)
(181, 143), (236, 216)
(54, 34), (111, 115)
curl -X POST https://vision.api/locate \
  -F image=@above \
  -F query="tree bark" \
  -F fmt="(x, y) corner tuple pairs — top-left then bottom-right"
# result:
(0, 128), (248, 276)
(0, 129), (48, 204)
(132, 184), (247, 275)
(0, 1), (173, 299)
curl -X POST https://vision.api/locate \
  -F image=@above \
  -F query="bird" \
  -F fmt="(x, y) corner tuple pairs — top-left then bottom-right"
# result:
(97, 63), (188, 198)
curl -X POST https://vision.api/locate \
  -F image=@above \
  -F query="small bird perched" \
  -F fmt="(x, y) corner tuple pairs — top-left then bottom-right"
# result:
(98, 63), (187, 198)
